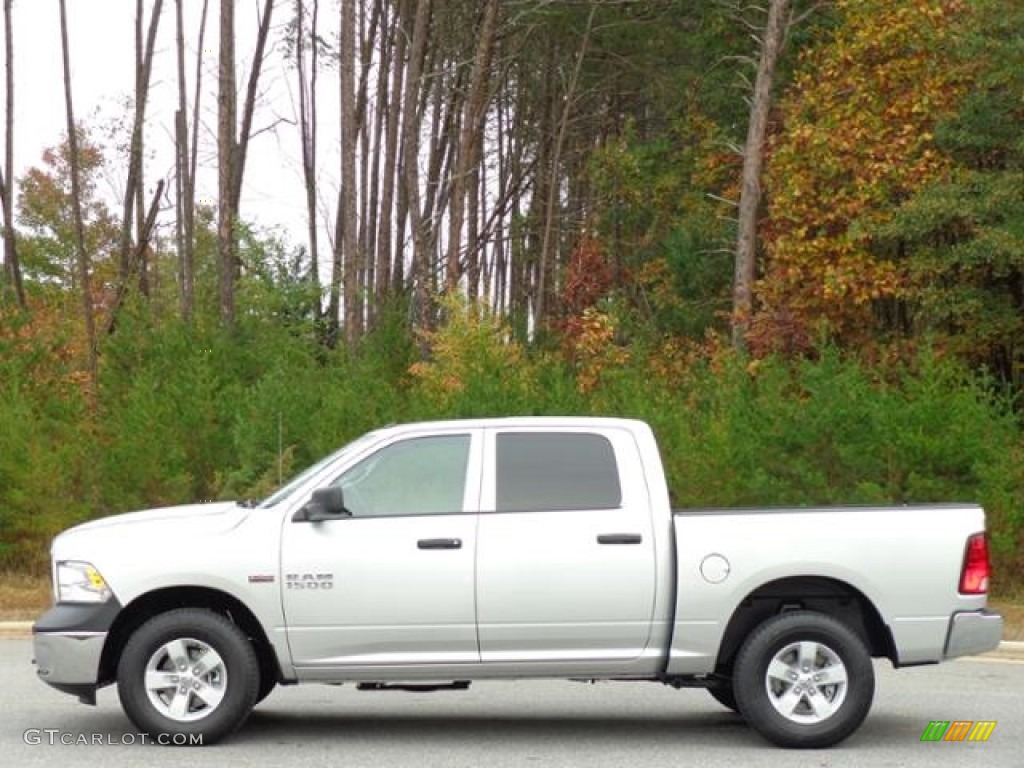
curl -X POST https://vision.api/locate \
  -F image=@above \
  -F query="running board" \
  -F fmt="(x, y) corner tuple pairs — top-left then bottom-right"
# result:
(356, 681), (471, 693)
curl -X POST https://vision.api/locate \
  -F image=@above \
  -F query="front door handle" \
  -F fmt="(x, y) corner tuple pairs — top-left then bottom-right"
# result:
(597, 533), (642, 545)
(417, 538), (463, 550)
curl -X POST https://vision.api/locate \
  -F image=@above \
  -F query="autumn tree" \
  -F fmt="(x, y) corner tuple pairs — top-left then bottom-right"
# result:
(754, 0), (972, 354)
(868, 0), (1024, 385)
(17, 135), (117, 288)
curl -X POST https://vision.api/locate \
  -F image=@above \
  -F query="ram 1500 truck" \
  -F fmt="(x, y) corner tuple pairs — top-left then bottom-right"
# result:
(32, 418), (1003, 748)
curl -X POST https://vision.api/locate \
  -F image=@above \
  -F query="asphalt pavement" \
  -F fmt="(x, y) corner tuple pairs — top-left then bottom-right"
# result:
(1, 637), (1020, 768)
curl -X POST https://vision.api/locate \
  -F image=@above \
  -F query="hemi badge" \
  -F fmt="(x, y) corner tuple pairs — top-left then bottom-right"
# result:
(248, 575), (275, 584)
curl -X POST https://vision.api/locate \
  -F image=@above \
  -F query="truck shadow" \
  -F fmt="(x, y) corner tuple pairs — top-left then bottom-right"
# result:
(239, 708), (756, 746)
(52, 689), (926, 751)
(229, 705), (922, 750)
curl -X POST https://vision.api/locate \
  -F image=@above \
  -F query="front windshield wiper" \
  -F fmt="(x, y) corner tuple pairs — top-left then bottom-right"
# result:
(237, 498), (261, 509)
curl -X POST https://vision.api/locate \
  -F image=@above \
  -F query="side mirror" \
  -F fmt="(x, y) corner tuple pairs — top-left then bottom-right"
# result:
(293, 486), (350, 522)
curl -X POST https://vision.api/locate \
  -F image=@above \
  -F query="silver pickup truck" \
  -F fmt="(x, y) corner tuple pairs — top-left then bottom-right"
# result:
(32, 417), (1003, 748)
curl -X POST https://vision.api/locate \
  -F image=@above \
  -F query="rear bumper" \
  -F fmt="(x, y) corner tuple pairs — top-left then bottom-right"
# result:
(943, 609), (1004, 658)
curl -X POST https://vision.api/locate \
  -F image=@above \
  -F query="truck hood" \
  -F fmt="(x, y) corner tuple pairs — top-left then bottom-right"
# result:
(54, 501), (248, 552)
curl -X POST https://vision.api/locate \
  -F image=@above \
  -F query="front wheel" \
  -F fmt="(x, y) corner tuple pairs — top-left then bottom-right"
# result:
(116, 608), (259, 745)
(733, 611), (874, 748)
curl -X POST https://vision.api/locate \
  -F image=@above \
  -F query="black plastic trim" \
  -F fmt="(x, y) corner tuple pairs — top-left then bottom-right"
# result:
(45, 681), (100, 704)
(32, 599), (122, 635)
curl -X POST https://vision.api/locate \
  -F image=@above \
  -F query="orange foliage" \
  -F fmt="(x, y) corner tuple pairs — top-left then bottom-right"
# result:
(556, 238), (631, 393)
(755, 0), (973, 352)
(0, 294), (93, 400)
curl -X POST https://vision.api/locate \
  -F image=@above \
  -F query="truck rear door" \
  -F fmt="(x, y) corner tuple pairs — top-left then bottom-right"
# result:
(475, 427), (656, 663)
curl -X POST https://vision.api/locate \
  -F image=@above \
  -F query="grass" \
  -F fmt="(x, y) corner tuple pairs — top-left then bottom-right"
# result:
(0, 571), (52, 621)
(1, 571), (1022, 640)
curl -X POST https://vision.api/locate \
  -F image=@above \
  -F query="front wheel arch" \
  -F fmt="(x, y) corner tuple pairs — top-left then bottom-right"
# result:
(100, 586), (283, 696)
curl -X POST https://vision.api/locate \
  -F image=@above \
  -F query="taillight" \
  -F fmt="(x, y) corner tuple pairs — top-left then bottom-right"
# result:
(958, 532), (991, 595)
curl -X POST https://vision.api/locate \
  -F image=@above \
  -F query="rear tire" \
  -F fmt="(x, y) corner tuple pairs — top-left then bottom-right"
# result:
(733, 611), (874, 748)
(116, 608), (259, 745)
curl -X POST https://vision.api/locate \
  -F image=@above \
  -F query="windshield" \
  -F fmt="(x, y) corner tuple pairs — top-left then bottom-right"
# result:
(258, 430), (383, 508)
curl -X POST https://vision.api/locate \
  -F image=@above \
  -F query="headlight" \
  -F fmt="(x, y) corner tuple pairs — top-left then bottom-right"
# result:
(55, 561), (113, 603)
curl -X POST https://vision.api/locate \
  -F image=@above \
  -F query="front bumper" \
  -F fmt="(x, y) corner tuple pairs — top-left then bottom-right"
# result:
(943, 609), (1004, 658)
(32, 600), (121, 703)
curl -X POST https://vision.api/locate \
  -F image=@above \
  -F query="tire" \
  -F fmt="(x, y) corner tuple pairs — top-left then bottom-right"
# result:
(116, 608), (259, 746)
(707, 681), (739, 713)
(733, 611), (874, 749)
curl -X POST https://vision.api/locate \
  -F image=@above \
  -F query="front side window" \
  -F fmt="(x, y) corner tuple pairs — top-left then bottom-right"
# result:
(496, 432), (621, 512)
(330, 434), (470, 517)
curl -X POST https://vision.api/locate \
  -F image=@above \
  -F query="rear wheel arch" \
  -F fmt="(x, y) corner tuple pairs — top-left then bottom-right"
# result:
(715, 576), (893, 674)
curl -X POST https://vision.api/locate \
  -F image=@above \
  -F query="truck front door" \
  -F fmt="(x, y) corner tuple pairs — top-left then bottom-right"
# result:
(281, 429), (482, 669)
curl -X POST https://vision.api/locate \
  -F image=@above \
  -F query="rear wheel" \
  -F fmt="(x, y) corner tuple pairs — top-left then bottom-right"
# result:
(116, 608), (259, 745)
(733, 611), (874, 748)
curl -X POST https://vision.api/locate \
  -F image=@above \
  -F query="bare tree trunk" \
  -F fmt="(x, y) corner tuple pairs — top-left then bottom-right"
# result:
(339, 0), (360, 345)
(400, 0), (432, 334)
(59, 0), (98, 395)
(231, 0), (275, 211)
(465, 127), (482, 300)
(295, 0), (321, 303)
(217, 0), (238, 325)
(116, 0), (163, 306)
(422, 58), (457, 295)
(105, 180), (165, 335)
(175, 0), (207, 323)
(537, 3), (595, 331)
(379, 2), (405, 300)
(218, 0), (274, 327)
(521, 44), (554, 335)
(0, 0), (22, 308)
(445, 0), (499, 293)
(366, 0), (392, 323)
(732, 0), (791, 352)
(354, 1), (378, 328)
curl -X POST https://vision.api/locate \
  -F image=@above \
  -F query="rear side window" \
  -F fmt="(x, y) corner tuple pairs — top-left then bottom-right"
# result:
(496, 432), (621, 512)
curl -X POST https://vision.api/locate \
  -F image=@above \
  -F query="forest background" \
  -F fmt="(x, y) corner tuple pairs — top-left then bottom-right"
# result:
(0, 1), (1021, 596)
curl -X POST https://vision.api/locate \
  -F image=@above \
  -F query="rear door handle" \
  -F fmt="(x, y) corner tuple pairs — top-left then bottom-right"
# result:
(417, 538), (463, 550)
(597, 533), (642, 545)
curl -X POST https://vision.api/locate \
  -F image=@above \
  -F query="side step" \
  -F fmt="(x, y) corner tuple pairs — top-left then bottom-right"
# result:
(356, 681), (471, 693)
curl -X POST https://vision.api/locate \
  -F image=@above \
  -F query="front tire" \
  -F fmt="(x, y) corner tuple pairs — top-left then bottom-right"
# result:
(733, 611), (874, 748)
(116, 608), (259, 745)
